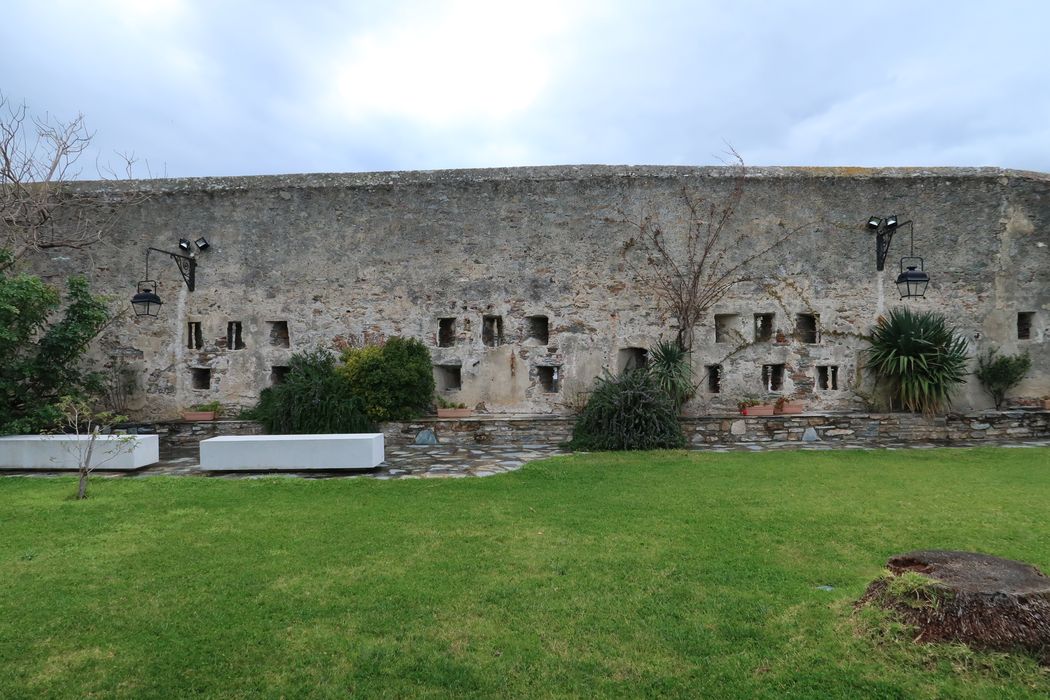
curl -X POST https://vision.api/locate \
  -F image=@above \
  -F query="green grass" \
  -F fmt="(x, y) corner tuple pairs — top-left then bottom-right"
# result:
(2, 447), (1049, 698)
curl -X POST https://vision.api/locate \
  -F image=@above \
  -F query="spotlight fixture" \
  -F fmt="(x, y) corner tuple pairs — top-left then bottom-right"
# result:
(178, 238), (192, 252)
(194, 237), (210, 251)
(866, 215), (930, 299)
(130, 247), (198, 317)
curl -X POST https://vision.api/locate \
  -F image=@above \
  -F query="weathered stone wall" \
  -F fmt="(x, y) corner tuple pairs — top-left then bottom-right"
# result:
(384, 411), (1050, 447)
(144, 420), (264, 448)
(154, 411), (1050, 450)
(686, 410), (1050, 445)
(32, 165), (1050, 419)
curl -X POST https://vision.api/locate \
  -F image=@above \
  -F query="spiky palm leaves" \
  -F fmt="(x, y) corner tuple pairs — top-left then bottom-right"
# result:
(647, 340), (696, 412)
(864, 308), (969, 415)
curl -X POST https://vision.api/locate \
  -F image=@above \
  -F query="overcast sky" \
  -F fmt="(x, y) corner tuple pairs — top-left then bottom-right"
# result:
(2, 0), (1048, 178)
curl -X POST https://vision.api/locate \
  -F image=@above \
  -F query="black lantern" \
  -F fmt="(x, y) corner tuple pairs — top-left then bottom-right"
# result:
(130, 246), (199, 317)
(131, 282), (163, 317)
(895, 257), (929, 299)
(867, 215), (930, 299)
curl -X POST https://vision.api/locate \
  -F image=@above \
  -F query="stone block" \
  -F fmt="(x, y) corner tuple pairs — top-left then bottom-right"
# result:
(0, 434), (159, 470)
(200, 434), (384, 470)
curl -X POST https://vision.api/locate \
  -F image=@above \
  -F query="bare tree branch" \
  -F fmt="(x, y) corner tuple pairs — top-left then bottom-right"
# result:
(618, 153), (810, 350)
(0, 93), (149, 271)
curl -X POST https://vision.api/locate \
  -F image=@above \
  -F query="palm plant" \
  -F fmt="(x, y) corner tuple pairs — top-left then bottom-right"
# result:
(864, 308), (969, 415)
(647, 340), (695, 413)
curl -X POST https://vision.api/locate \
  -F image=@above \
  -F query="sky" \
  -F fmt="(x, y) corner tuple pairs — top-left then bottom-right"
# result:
(2, 0), (1049, 178)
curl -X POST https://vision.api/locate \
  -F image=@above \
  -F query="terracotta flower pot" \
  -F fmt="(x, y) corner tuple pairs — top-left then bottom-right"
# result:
(775, 403), (804, 414)
(181, 411), (216, 421)
(1042, 399), (1050, 410)
(437, 408), (472, 418)
(742, 404), (775, 416)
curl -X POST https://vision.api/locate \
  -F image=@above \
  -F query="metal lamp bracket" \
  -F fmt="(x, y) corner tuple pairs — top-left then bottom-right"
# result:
(146, 247), (196, 291)
(873, 219), (913, 271)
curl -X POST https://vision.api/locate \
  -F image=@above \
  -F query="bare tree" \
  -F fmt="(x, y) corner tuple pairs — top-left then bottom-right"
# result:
(0, 93), (145, 271)
(617, 153), (809, 350)
(53, 396), (131, 500)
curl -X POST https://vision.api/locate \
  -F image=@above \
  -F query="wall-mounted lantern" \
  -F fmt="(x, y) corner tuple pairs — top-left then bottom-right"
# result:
(131, 242), (207, 317)
(866, 215), (930, 299)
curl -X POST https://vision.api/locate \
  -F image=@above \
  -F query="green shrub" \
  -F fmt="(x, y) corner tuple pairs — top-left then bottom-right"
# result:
(339, 337), (435, 422)
(864, 307), (969, 415)
(0, 264), (110, 434)
(647, 340), (694, 413)
(189, 400), (223, 416)
(569, 369), (686, 451)
(250, 347), (373, 434)
(975, 349), (1031, 409)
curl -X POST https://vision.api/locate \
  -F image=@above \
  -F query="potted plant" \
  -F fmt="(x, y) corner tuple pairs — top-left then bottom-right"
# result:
(774, 395), (805, 414)
(774, 329), (789, 344)
(182, 401), (222, 421)
(435, 395), (472, 419)
(738, 397), (775, 416)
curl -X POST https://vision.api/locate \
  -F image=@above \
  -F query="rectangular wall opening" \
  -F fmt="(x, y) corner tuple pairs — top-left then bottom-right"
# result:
(1018, 312), (1034, 340)
(438, 317), (456, 347)
(762, 364), (785, 392)
(754, 313), (774, 342)
(706, 364), (722, 393)
(537, 365), (560, 393)
(796, 313), (819, 343)
(525, 315), (550, 345)
(617, 347), (649, 373)
(817, 365), (839, 390)
(482, 315), (504, 347)
(270, 365), (290, 385)
(191, 367), (211, 390)
(227, 321), (245, 350)
(187, 321), (203, 350)
(434, 364), (462, 391)
(268, 321), (290, 348)
(714, 314), (739, 344)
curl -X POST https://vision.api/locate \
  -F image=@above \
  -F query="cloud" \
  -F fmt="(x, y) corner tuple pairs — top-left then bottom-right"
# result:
(0, 0), (1047, 176)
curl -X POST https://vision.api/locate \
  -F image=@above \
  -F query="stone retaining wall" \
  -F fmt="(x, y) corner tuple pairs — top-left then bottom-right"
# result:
(150, 411), (1050, 451)
(686, 411), (1050, 444)
(147, 420), (265, 448)
(383, 416), (574, 447)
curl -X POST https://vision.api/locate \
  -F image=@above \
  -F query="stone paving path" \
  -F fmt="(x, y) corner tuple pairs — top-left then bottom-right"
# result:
(3, 438), (1049, 480)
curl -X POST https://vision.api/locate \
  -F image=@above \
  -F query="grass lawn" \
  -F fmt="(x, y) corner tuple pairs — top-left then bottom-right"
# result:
(2, 447), (1049, 698)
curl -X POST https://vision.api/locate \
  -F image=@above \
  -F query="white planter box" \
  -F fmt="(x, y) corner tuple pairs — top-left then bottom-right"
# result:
(200, 433), (385, 471)
(0, 434), (159, 471)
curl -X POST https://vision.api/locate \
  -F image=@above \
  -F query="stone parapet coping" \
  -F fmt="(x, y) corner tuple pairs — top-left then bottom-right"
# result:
(67, 164), (1050, 195)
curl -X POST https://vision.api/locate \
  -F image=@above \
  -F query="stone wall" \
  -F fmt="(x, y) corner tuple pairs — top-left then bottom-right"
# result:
(383, 415), (574, 447)
(33, 165), (1050, 419)
(149, 420), (264, 448)
(157, 411), (1050, 451)
(686, 410), (1050, 445)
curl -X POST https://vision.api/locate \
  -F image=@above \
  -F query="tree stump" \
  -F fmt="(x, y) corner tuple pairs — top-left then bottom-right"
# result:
(858, 550), (1050, 663)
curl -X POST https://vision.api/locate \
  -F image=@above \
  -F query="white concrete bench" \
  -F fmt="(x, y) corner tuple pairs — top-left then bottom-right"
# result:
(0, 434), (159, 470)
(199, 433), (385, 471)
